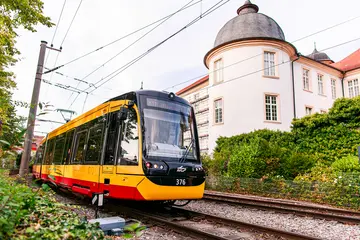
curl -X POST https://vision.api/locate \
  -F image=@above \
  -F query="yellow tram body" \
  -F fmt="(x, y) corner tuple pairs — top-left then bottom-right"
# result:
(33, 91), (205, 201)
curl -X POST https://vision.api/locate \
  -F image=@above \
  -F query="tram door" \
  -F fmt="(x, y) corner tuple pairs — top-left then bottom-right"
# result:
(102, 111), (119, 175)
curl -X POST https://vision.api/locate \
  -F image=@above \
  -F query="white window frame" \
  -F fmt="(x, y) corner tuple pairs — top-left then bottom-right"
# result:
(317, 74), (324, 95)
(303, 68), (310, 91)
(348, 79), (359, 98)
(264, 51), (276, 77)
(305, 106), (313, 115)
(213, 58), (223, 83)
(331, 79), (336, 99)
(264, 94), (279, 122)
(214, 98), (223, 124)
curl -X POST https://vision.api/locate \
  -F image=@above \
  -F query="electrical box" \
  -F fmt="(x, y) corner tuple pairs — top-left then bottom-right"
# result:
(89, 216), (125, 232)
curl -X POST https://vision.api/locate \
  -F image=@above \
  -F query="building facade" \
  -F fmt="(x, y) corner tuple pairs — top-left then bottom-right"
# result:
(177, 0), (360, 154)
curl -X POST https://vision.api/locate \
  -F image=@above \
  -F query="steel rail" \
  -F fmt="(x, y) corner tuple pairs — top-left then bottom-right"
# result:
(110, 205), (229, 240)
(203, 191), (360, 224)
(43, 185), (322, 239)
(105, 202), (320, 240)
(172, 207), (321, 240)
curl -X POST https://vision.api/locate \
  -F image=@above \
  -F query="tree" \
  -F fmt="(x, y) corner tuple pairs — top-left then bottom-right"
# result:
(0, 0), (53, 137)
(0, 0), (53, 169)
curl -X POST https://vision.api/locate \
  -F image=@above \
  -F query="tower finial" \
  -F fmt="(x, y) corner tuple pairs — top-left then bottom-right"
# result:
(314, 42), (317, 50)
(237, 0), (259, 15)
(140, 81), (143, 90)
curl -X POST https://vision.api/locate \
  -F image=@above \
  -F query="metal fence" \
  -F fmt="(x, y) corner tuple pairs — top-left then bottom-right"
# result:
(205, 173), (360, 210)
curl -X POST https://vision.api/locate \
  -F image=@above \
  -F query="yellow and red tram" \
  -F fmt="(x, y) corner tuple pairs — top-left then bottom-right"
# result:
(32, 90), (205, 201)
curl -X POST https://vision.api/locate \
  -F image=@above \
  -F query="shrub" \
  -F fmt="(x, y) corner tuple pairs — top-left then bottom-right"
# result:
(227, 137), (267, 178)
(0, 171), (104, 239)
(292, 97), (360, 163)
(294, 162), (336, 183)
(331, 155), (360, 172)
(279, 152), (316, 179)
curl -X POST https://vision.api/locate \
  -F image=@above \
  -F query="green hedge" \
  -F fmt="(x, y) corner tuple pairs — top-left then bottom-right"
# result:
(291, 96), (360, 163)
(206, 171), (360, 210)
(0, 171), (104, 239)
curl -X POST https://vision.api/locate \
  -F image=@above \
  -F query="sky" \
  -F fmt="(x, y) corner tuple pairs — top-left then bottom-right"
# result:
(10, 0), (360, 136)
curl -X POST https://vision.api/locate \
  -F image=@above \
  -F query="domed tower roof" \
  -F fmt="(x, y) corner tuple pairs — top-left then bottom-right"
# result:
(214, 0), (285, 48)
(307, 45), (333, 63)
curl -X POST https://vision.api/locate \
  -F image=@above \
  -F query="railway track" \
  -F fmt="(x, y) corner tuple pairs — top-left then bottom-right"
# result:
(105, 201), (321, 240)
(47, 186), (331, 239)
(203, 191), (360, 225)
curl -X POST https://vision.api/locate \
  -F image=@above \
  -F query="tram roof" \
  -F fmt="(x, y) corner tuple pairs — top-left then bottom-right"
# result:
(105, 90), (189, 105)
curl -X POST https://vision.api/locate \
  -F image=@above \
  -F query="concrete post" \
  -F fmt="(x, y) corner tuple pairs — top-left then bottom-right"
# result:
(19, 41), (47, 177)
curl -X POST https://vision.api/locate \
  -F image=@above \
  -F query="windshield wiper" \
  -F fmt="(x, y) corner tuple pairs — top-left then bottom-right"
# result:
(179, 138), (194, 163)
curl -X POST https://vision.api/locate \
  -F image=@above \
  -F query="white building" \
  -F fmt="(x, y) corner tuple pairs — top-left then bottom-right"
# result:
(177, 0), (360, 154)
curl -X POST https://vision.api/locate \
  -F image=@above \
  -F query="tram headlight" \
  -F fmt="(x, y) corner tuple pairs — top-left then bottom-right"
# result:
(194, 165), (203, 171)
(144, 161), (168, 173)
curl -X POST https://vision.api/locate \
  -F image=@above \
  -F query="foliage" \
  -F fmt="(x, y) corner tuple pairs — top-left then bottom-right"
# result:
(291, 96), (360, 163)
(206, 172), (360, 210)
(0, 170), (104, 239)
(0, 0), (53, 69)
(0, 0), (53, 151)
(122, 221), (146, 239)
(331, 155), (360, 172)
(201, 153), (228, 176)
(208, 130), (315, 180)
(227, 137), (267, 178)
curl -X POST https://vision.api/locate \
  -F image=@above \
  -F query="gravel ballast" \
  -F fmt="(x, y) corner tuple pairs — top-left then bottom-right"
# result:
(52, 191), (193, 239)
(184, 200), (360, 240)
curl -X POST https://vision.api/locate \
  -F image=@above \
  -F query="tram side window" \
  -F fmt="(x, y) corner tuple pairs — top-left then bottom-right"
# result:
(53, 135), (65, 164)
(63, 130), (75, 165)
(44, 138), (55, 165)
(104, 112), (119, 165)
(85, 123), (104, 163)
(72, 130), (88, 164)
(118, 108), (139, 166)
(35, 145), (43, 165)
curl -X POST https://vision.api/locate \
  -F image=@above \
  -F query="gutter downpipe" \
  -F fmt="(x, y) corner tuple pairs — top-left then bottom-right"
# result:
(291, 53), (300, 119)
(341, 72), (345, 97)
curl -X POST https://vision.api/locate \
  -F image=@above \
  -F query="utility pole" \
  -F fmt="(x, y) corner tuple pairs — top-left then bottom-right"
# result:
(19, 41), (47, 177)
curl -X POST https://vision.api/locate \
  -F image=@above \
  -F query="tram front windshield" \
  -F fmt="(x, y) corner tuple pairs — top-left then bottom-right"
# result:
(141, 96), (197, 162)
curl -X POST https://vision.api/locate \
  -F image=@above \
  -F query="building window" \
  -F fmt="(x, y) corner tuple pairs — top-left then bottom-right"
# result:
(331, 79), (336, 99)
(348, 79), (359, 98)
(303, 69), (310, 90)
(265, 95), (278, 121)
(305, 106), (312, 115)
(214, 98), (223, 124)
(194, 93), (200, 112)
(264, 51), (275, 76)
(317, 74), (324, 95)
(214, 59), (223, 83)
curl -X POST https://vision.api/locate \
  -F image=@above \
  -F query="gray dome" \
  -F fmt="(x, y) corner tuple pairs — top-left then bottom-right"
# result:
(214, 0), (285, 48)
(307, 47), (332, 62)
